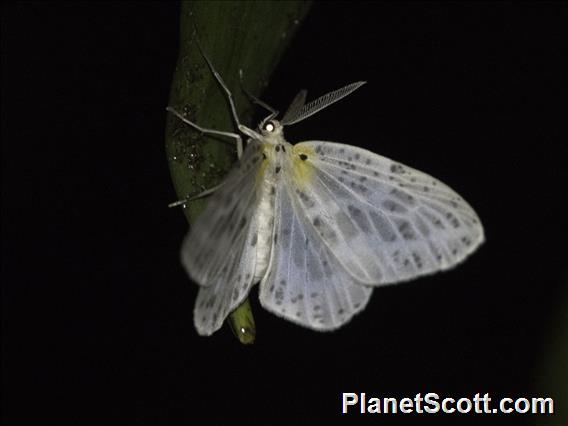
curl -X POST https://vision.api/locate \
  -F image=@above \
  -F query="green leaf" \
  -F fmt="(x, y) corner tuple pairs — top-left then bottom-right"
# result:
(165, 1), (312, 344)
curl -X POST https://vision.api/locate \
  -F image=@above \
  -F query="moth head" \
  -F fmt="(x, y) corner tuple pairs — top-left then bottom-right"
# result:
(259, 118), (283, 139)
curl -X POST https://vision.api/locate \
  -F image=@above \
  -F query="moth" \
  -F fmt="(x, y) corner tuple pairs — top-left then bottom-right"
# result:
(168, 50), (484, 336)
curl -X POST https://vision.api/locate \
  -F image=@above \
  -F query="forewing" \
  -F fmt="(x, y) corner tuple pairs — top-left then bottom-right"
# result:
(288, 141), (484, 285)
(259, 180), (373, 330)
(182, 141), (265, 335)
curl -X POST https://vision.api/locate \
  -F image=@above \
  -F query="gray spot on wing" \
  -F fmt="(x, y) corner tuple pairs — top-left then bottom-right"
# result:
(419, 208), (445, 230)
(445, 211), (461, 228)
(274, 287), (284, 305)
(295, 189), (315, 209)
(413, 213), (431, 237)
(382, 199), (408, 214)
(281, 227), (291, 249)
(390, 188), (416, 206)
(335, 211), (359, 239)
(312, 215), (338, 243)
(412, 251), (423, 269)
(307, 250), (324, 282)
(292, 234), (305, 267)
(390, 163), (405, 174)
(428, 242), (444, 263)
(321, 256), (334, 277)
(393, 218), (417, 240)
(368, 210), (397, 242)
(347, 205), (371, 233)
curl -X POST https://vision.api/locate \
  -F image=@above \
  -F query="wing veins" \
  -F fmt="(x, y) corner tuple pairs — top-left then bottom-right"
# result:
(311, 165), (412, 279)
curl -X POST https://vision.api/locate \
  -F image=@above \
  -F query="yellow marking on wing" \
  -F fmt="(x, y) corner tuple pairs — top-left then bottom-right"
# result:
(291, 145), (316, 188)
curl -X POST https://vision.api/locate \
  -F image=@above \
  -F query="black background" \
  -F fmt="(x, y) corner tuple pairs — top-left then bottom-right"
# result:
(2, 2), (567, 425)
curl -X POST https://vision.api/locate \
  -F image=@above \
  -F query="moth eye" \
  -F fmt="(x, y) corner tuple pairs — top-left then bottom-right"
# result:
(264, 121), (275, 132)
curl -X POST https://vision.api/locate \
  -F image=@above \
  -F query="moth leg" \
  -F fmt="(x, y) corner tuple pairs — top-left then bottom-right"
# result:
(168, 181), (226, 208)
(238, 69), (279, 121)
(195, 42), (260, 143)
(166, 106), (243, 159)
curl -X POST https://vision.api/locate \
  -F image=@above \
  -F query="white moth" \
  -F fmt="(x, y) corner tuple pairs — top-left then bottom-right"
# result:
(168, 51), (484, 336)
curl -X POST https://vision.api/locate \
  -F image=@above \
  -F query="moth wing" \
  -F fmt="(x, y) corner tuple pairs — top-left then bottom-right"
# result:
(182, 142), (265, 335)
(259, 179), (373, 330)
(288, 141), (484, 285)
